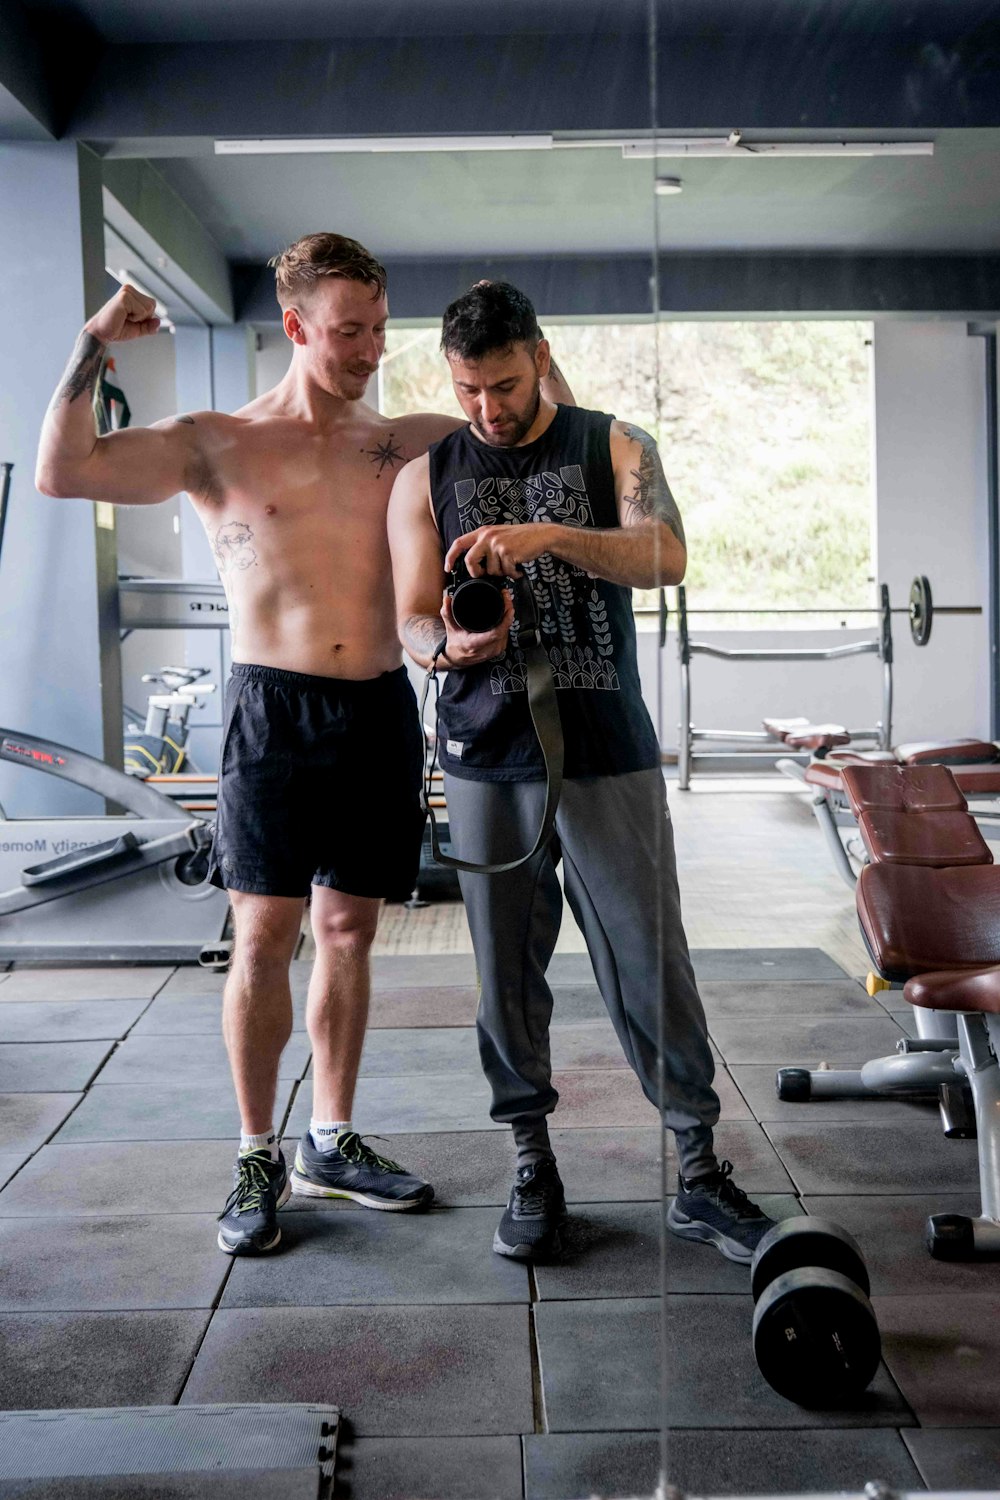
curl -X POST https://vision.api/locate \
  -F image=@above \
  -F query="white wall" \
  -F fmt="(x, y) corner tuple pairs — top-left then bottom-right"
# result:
(256, 327), (292, 393)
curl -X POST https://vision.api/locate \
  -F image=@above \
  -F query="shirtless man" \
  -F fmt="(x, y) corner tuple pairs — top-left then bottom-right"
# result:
(36, 235), (571, 1256)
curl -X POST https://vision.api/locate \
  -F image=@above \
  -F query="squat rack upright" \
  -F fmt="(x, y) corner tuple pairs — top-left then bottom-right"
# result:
(674, 584), (894, 789)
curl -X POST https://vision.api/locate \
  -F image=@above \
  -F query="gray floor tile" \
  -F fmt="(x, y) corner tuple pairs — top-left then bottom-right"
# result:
(536, 1296), (913, 1431)
(0, 1309), (211, 1408)
(523, 1429), (923, 1499)
(0, 1042), (113, 1092)
(698, 980), (880, 1018)
(802, 1193), (997, 1295)
(341, 1435), (522, 1500)
(766, 1120), (981, 1195)
(223, 1207), (528, 1307)
(548, 986), (608, 1022)
(876, 1294), (1000, 1426)
(157, 964), (312, 999)
(358, 1027), (481, 1076)
(286, 1130), (516, 1209)
(692, 949), (850, 982)
(0, 1214), (228, 1310)
(730, 1064), (943, 1123)
(134, 992), (307, 1035)
(288, 1072), (498, 1135)
(0, 1474), (319, 1499)
(96, 1032), (310, 1085)
(0, 1152), (28, 1188)
(534, 1196), (799, 1301)
(371, 954), (479, 989)
(0, 1092), (83, 1153)
(548, 1127), (660, 1202)
(54, 1078), (299, 1142)
(368, 986), (478, 1028)
(550, 1021), (635, 1071)
(710, 1015), (908, 1067)
(0, 1140), (238, 1216)
(181, 1304), (533, 1436)
(0, 999), (150, 1042)
(903, 1428), (1000, 1487)
(546, 955), (598, 986)
(664, 1120), (796, 1192)
(0, 968), (173, 1001)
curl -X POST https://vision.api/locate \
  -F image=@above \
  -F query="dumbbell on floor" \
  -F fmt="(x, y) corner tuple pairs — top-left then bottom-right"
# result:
(751, 1217), (881, 1407)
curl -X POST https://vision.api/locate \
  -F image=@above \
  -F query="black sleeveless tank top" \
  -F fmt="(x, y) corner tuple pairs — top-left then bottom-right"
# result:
(428, 404), (660, 781)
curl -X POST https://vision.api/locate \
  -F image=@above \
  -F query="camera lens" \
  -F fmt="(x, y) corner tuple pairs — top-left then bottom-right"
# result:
(451, 577), (506, 634)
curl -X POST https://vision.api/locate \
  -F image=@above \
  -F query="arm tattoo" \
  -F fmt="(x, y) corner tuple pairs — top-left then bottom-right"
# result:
(212, 522), (257, 574)
(175, 414), (195, 424)
(362, 434), (405, 474)
(58, 332), (105, 406)
(619, 425), (686, 546)
(402, 613), (447, 658)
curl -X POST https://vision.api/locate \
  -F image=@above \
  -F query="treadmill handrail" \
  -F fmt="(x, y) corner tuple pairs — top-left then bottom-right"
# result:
(0, 727), (192, 821)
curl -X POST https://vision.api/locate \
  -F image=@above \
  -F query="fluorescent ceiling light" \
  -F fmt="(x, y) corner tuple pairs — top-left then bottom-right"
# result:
(215, 133), (935, 159)
(215, 135), (555, 154)
(625, 135), (934, 159)
(654, 176), (683, 195)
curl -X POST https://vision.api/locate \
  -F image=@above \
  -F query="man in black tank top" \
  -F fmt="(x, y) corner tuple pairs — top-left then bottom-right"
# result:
(389, 282), (772, 1267)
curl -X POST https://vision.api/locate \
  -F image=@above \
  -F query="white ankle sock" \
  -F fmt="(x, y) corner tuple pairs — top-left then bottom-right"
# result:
(310, 1120), (352, 1153)
(240, 1128), (278, 1161)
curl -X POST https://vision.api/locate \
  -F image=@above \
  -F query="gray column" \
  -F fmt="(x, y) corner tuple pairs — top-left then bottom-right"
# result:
(0, 142), (120, 816)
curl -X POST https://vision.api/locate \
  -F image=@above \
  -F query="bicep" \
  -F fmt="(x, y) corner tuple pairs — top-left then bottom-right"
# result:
(80, 420), (197, 506)
(387, 467), (448, 618)
(611, 422), (687, 547)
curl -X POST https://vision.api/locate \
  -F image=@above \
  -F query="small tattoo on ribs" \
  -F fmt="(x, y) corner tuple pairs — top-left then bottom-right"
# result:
(212, 522), (258, 574)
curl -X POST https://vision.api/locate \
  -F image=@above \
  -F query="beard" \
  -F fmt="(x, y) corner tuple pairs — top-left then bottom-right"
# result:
(322, 359), (377, 401)
(472, 384), (541, 447)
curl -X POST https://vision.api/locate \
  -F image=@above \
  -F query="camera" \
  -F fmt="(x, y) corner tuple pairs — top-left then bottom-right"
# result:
(447, 555), (509, 634)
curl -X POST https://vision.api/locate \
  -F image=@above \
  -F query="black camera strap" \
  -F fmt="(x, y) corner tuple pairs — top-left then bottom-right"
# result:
(418, 576), (563, 875)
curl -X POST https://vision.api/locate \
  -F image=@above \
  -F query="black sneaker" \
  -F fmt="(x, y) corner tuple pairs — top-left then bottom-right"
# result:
(666, 1159), (774, 1265)
(493, 1158), (567, 1262)
(291, 1130), (434, 1211)
(216, 1148), (290, 1255)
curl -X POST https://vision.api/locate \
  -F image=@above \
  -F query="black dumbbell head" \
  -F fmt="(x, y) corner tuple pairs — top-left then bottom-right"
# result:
(753, 1267), (881, 1408)
(751, 1216), (870, 1303)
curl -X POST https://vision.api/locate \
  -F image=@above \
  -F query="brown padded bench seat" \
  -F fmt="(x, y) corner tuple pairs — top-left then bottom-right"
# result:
(896, 739), (1000, 766)
(805, 754), (1000, 798)
(906, 964), (1000, 1014)
(763, 717), (851, 752)
(841, 762), (970, 814)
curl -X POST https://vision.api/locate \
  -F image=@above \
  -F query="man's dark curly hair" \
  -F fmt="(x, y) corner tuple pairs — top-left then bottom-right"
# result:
(440, 281), (540, 361)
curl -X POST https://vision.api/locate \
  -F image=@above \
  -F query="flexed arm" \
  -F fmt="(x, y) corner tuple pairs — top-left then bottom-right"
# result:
(36, 283), (210, 505)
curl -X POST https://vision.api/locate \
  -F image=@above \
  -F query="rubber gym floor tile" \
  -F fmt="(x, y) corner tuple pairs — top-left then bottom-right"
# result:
(522, 1428), (923, 1498)
(338, 1435), (523, 1500)
(765, 1120), (980, 1195)
(0, 1309), (211, 1409)
(357, 1026), (481, 1076)
(95, 1032), (310, 1085)
(0, 1152), (28, 1188)
(549, 1020), (642, 1071)
(0, 1092), (83, 1153)
(729, 1064), (945, 1124)
(691, 949), (850, 982)
(133, 991), (308, 1035)
(0, 1475), (321, 1499)
(371, 953), (479, 989)
(801, 1193), (996, 1295)
(222, 1207), (529, 1307)
(287, 1071), (498, 1135)
(534, 1195), (799, 1301)
(709, 1014), (908, 1067)
(0, 1213), (228, 1311)
(180, 1304), (533, 1436)
(0, 968), (174, 1002)
(547, 985), (609, 1022)
(54, 1077), (298, 1142)
(0, 999), (150, 1042)
(546, 953), (598, 986)
(285, 1130), (515, 1210)
(903, 1428), (1000, 1487)
(698, 979), (880, 1018)
(0, 1139), (240, 1217)
(367, 985), (478, 1028)
(663, 1120), (796, 1192)
(874, 1294), (1000, 1426)
(535, 1296), (913, 1431)
(0, 1041), (114, 1093)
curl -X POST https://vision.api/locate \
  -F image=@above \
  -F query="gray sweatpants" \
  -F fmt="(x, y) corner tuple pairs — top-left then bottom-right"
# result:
(444, 766), (720, 1179)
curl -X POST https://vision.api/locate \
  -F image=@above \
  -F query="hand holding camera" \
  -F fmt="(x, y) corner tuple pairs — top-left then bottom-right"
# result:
(440, 581), (514, 668)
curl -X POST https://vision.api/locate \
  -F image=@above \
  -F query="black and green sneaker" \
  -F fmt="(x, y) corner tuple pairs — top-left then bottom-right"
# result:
(666, 1159), (774, 1265)
(216, 1147), (291, 1256)
(291, 1130), (434, 1211)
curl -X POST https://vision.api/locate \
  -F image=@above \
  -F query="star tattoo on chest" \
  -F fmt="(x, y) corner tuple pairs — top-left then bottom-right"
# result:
(361, 434), (405, 475)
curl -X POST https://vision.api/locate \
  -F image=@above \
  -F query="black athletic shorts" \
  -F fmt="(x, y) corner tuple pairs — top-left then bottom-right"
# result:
(208, 663), (425, 901)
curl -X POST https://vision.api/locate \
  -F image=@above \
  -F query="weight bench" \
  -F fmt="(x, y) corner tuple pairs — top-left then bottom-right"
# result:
(777, 762), (1000, 1259)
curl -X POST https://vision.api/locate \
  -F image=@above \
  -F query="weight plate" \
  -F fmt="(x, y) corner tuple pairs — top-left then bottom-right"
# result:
(909, 574), (933, 647)
(752, 1267), (881, 1407)
(751, 1217), (870, 1303)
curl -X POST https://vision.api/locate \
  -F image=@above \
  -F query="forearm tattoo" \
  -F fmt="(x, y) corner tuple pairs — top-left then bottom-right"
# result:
(620, 425), (686, 546)
(58, 332), (105, 406)
(212, 522), (257, 574)
(402, 613), (447, 659)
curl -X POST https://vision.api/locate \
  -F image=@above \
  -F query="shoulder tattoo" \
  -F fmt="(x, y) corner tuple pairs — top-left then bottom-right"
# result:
(362, 433), (405, 475)
(619, 424), (686, 547)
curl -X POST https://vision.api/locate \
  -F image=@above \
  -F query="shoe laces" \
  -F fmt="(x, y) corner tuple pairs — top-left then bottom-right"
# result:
(336, 1130), (404, 1174)
(218, 1149), (275, 1219)
(513, 1163), (559, 1216)
(694, 1160), (762, 1222)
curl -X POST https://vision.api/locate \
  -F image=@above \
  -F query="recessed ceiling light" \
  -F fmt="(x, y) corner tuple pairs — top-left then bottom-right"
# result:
(655, 176), (683, 195)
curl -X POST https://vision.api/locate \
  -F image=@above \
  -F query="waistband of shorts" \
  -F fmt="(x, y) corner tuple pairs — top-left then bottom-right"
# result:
(230, 662), (409, 694)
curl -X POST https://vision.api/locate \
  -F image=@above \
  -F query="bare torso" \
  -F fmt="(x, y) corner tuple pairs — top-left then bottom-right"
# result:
(186, 395), (459, 679)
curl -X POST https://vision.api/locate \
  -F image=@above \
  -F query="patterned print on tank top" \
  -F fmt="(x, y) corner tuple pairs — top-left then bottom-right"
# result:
(454, 466), (620, 696)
